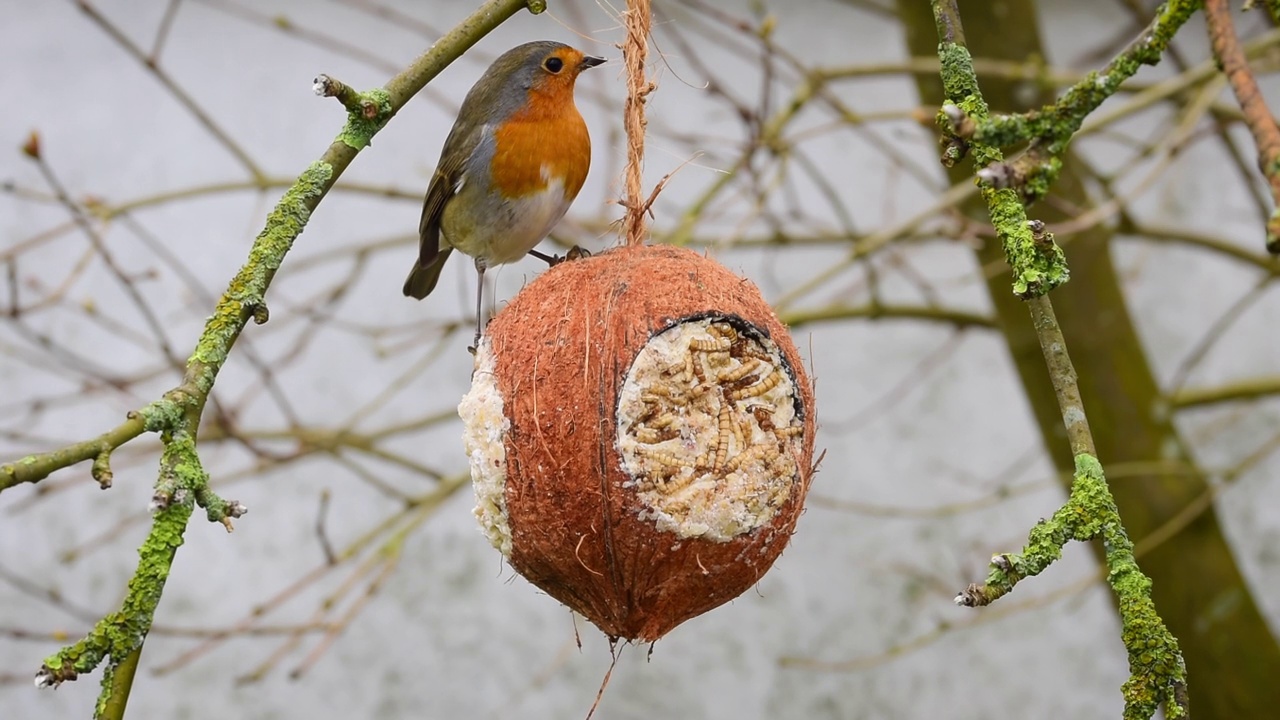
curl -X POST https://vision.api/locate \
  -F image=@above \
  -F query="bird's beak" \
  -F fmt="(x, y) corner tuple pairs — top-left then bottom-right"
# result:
(580, 55), (606, 70)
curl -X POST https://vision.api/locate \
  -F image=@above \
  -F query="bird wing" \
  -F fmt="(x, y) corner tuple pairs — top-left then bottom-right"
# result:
(415, 124), (480, 270)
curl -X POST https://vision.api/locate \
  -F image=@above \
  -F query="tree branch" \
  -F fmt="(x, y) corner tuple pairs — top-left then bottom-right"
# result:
(0, 414), (145, 492)
(1205, 0), (1280, 252)
(940, 0), (1200, 204)
(931, 1), (1189, 717)
(1171, 375), (1280, 410)
(779, 303), (995, 330)
(22, 0), (548, 715)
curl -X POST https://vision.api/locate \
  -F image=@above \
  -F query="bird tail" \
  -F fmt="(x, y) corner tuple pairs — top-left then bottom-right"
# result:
(402, 247), (454, 300)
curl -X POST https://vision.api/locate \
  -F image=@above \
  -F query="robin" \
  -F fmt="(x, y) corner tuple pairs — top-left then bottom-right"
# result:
(403, 40), (604, 349)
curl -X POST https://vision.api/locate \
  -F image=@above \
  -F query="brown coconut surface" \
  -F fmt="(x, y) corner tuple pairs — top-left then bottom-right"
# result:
(485, 244), (816, 642)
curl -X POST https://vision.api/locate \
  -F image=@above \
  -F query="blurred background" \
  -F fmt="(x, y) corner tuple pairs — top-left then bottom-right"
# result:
(2, 0), (1279, 718)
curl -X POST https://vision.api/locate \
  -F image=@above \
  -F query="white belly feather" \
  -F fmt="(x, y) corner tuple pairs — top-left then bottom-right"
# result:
(442, 163), (573, 267)
(487, 176), (570, 264)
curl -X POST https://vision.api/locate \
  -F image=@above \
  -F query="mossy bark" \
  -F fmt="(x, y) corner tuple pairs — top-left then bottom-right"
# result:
(898, 1), (1280, 716)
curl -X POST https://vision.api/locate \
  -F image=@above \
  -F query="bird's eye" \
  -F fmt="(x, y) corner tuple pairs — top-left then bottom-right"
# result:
(544, 56), (564, 73)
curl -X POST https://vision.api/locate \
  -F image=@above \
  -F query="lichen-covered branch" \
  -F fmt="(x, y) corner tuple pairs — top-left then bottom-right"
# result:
(36, 468), (194, 694)
(942, 0), (1200, 203)
(934, 37), (1067, 297)
(313, 74), (378, 118)
(17, 0), (546, 716)
(1205, 0), (1280, 252)
(931, 1), (1188, 717)
(954, 300), (1188, 718)
(954, 453), (1188, 718)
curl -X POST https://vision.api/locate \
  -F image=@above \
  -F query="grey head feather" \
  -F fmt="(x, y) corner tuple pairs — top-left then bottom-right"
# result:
(457, 41), (573, 123)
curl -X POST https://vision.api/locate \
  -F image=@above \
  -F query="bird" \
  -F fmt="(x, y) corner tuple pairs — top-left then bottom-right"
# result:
(403, 40), (604, 350)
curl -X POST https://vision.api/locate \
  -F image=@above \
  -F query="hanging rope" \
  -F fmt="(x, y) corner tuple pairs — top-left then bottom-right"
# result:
(620, 0), (654, 246)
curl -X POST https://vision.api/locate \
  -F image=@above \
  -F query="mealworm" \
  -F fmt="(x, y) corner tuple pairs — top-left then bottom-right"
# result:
(648, 412), (676, 429)
(690, 336), (732, 352)
(717, 357), (760, 383)
(774, 424), (803, 438)
(732, 370), (783, 400)
(713, 396), (731, 471)
(640, 447), (688, 469)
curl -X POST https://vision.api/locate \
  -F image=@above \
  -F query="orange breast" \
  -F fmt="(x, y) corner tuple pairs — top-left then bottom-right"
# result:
(490, 89), (591, 200)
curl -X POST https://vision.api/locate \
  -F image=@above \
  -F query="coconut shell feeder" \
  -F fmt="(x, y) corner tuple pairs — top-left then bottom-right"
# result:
(459, 244), (815, 642)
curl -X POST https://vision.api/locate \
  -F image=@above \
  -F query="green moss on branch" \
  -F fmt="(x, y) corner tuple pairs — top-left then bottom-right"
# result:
(26, 3), (550, 718)
(932, 1), (1188, 717)
(37, 486), (193, 690)
(953, 1), (1201, 200)
(955, 454), (1187, 719)
(936, 43), (1068, 297)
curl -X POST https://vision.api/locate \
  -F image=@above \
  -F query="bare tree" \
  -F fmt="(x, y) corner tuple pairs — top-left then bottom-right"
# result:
(2, 1), (1279, 718)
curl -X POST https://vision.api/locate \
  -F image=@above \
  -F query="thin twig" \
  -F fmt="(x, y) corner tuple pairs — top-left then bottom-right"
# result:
(315, 489), (337, 565)
(148, 0), (183, 62)
(29, 146), (182, 367)
(74, 0), (266, 181)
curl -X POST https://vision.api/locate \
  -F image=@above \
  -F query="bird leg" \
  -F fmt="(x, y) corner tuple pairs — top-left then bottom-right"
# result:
(469, 258), (487, 355)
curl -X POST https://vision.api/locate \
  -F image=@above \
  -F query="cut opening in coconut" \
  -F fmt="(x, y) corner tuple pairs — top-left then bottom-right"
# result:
(615, 315), (804, 542)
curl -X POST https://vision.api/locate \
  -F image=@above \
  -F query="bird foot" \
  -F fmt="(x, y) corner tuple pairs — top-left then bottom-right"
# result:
(530, 246), (593, 267)
(564, 245), (592, 263)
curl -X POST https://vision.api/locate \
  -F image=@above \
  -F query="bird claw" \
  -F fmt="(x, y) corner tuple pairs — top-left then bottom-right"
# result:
(531, 246), (593, 267)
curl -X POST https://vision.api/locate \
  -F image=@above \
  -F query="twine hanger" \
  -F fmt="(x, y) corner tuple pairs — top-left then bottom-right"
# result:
(620, 0), (655, 247)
